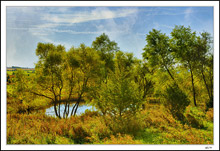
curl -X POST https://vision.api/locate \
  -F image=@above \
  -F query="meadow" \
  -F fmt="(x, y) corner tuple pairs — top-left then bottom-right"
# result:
(7, 100), (213, 144)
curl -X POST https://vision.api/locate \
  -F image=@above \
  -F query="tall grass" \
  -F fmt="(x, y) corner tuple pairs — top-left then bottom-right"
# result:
(7, 104), (213, 144)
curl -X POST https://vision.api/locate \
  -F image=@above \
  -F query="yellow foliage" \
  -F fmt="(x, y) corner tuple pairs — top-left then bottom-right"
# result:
(103, 133), (142, 144)
(206, 108), (213, 122)
(7, 103), (213, 144)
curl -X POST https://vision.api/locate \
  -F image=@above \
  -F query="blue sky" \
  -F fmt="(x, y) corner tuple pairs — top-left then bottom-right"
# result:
(6, 6), (213, 68)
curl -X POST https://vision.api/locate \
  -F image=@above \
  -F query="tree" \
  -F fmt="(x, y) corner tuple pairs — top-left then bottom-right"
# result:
(62, 47), (80, 118)
(164, 83), (190, 121)
(194, 32), (213, 108)
(203, 54), (213, 109)
(143, 29), (177, 83)
(170, 25), (198, 106)
(33, 43), (66, 118)
(92, 51), (144, 133)
(133, 60), (154, 100)
(92, 33), (119, 82)
(67, 44), (103, 116)
(11, 70), (36, 114)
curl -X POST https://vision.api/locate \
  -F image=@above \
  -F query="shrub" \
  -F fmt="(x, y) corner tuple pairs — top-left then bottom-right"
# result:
(140, 104), (179, 129)
(206, 108), (213, 122)
(93, 74), (144, 134)
(184, 106), (205, 129)
(163, 83), (190, 121)
(206, 96), (213, 110)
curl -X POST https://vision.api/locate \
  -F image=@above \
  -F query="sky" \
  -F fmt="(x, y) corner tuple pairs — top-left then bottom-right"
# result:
(6, 6), (214, 68)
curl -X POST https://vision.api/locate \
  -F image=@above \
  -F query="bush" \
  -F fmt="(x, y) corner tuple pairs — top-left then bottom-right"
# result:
(163, 83), (190, 121)
(206, 96), (213, 110)
(184, 106), (205, 129)
(206, 108), (213, 122)
(93, 74), (144, 134)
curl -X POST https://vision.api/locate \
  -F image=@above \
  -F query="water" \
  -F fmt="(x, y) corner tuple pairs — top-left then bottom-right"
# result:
(45, 103), (96, 117)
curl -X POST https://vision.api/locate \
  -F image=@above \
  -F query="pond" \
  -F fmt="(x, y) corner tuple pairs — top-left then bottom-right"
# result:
(45, 103), (96, 117)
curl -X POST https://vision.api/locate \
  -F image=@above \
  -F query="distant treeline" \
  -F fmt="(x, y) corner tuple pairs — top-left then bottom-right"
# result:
(7, 66), (35, 70)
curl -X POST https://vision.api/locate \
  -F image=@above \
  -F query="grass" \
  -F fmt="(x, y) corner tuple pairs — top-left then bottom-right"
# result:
(6, 103), (213, 144)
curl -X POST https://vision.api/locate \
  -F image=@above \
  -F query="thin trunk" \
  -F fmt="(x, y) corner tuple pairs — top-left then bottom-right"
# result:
(58, 94), (61, 117)
(73, 102), (79, 116)
(201, 69), (211, 101)
(70, 102), (78, 116)
(190, 68), (197, 106)
(51, 73), (61, 118)
(54, 98), (60, 118)
(165, 65), (176, 82)
(67, 104), (70, 116)
(64, 71), (74, 118)
(73, 94), (82, 116)
(63, 101), (68, 118)
(58, 102), (61, 117)
(67, 87), (73, 117)
(58, 80), (63, 117)
(70, 75), (88, 117)
(210, 69), (213, 100)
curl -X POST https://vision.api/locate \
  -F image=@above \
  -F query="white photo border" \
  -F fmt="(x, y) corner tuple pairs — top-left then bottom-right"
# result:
(1, 1), (219, 150)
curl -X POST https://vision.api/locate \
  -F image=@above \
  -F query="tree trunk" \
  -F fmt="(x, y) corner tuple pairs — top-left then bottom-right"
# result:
(63, 101), (68, 118)
(210, 70), (213, 101)
(73, 102), (80, 116)
(70, 101), (78, 116)
(164, 65), (176, 83)
(71, 94), (82, 116)
(190, 68), (196, 106)
(201, 69), (211, 101)
(67, 104), (70, 116)
(58, 101), (61, 117)
(54, 98), (61, 118)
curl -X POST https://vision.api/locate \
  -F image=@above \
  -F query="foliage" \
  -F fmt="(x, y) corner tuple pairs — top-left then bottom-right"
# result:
(7, 104), (213, 144)
(133, 61), (154, 99)
(92, 33), (119, 81)
(102, 133), (142, 144)
(184, 105), (208, 129)
(92, 51), (144, 134)
(7, 29), (213, 144)
(7, 111), (112, 144)
(34, 43), (66, 118)
(170, 26), (199, 106)
(163, 83), (190, 121)
(143, 29), (174, 75)
(10, 70), (39, 114)
(206, 108), (213, 122)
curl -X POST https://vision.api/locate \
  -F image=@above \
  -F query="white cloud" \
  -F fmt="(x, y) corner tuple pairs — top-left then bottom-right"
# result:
(184, 7), (193, 20)
(140, 7), (196, 17)
(90, 7), (139, 40)
(18, 7), (139, 37)
(41, 7), (138, 24)
(7, 7), (139, 37)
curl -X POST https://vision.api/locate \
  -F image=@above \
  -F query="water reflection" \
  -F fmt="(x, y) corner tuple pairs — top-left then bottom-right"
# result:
(45, 103), (96, 117)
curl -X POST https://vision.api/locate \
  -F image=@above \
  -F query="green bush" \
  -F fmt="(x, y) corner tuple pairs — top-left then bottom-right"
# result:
(184, 106), (205, 129)
(206, 108), (213, 122)
(163, 83), (190, 121)
(92, 52), (145, 134)
(206, 96), (213, 110)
